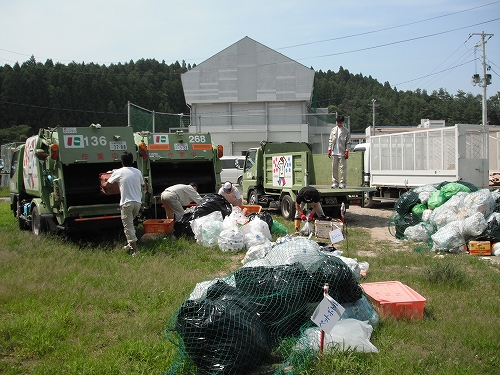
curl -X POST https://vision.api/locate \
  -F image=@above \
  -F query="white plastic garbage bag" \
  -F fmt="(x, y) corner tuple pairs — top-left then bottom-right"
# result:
(265, 237), (323, 269)
(191, 211), (224, 244)
(431, 221), (466, 253)
(222, 207), (247, 229)
(218, 227), (244, 252)
(293, 320), (378, 353)
(240, 217), (272, 241)
(462, 212), (487, 238)
(201, 220), (224, 247)
(464, 189), (496, 218)
(241, 242), (273, 265)
(404, 222), (434, 243)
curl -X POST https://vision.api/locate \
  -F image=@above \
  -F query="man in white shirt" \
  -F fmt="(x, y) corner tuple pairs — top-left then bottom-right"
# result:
(106, 152), (144, 256)
(218, 181), (243, 207)
(161, 183), (202, 221)
(327, 115), (351, 189)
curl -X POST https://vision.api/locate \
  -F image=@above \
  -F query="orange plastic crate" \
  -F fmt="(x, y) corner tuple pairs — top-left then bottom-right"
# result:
(242, 205), (262, 214)
(361, 281), (426, 320)
(143, 219), (174, 234)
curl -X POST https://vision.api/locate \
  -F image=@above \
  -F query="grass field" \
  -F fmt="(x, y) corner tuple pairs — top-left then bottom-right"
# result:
(1, 201), (500, 375)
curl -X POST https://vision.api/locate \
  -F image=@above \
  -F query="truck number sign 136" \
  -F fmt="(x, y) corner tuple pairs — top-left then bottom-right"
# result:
(64, 135), (126, 150)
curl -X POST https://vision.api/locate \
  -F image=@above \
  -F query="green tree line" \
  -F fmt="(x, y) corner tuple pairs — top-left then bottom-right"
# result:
(0, 56), (499, 144)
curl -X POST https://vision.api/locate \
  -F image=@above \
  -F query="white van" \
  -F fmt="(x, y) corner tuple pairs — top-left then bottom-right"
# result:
(220, 156), (245, 185)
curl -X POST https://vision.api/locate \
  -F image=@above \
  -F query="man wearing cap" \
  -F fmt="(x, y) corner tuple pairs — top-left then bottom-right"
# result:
(160, 182), (202, 221)
(327, 115), (351, 189)
(218, 181), (243, 207)
(294, 186), (326, 233)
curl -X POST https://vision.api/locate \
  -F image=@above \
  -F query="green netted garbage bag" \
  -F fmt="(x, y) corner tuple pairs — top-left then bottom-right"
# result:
(394, 190), (420, 216)
(440, 182), (471, 200)
(389, 212), (422, 239)
(427, 190), (447, 209)
(308, 255), (363, 304)
(166, 251), (370, 375)
(174, 280), (273, 375)
(411, 203), (427, 217)
(234, 263), (312, 343)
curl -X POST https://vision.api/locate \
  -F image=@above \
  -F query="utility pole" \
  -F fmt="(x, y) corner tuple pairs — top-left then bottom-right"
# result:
(471, 31), (494, 127)
(371, 99), (377, 136)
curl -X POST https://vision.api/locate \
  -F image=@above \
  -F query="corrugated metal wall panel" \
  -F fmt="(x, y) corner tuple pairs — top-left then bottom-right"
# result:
(182, 37), (314, 104)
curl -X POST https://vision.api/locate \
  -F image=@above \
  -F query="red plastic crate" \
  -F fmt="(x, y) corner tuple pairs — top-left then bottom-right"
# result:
(143, 219), (174, 234)
(361, 281), (426, 320)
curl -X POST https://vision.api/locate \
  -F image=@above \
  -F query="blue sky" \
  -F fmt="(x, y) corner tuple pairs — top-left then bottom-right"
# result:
(1, 0), (499, 99)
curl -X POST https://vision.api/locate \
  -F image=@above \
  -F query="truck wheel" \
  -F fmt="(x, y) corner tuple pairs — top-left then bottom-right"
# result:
(237, 176), (243, 186)
(31, 206), (47, 236)
(248, 190), (258, 205)
(364, 192), (376, 208)
(280, 195), (296, 220)
(16, 200), (27, 230)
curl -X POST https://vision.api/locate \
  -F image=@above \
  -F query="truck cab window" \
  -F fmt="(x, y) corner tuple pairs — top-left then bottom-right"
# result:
(10, 152), (18, 178)
(244, 150), (256, 172)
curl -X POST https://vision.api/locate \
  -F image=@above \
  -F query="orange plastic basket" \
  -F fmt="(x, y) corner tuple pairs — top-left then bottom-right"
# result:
(242, 205), (262, 214)
(143, 219), (174, 234)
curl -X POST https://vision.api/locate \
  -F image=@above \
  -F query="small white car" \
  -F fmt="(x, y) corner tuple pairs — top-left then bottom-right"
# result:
(220, 156), (245, 185)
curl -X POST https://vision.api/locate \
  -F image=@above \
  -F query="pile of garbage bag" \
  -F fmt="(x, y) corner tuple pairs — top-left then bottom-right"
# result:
(165, 237), (379, 375)
(388, 181), (500, 253)
(186, 195), (288, 254)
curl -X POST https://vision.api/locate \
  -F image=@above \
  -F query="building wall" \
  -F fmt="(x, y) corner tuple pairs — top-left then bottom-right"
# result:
(182, 37), (336, 156)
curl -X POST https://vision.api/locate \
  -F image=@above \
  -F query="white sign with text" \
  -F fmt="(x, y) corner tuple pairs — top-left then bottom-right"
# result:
(311, 294), (345, 333)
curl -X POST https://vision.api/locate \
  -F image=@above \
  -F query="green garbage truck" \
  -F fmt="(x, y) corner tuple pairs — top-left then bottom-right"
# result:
(9, 124), (137, 234)
(133, 130), (223, 218)
(241, 141), (375, 219)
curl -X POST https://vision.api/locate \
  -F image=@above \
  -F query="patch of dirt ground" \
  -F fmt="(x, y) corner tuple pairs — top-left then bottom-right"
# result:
(343, 203), (396, 243)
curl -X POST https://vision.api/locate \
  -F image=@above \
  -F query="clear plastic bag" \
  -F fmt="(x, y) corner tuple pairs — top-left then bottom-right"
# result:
(299, 220), (313, 236)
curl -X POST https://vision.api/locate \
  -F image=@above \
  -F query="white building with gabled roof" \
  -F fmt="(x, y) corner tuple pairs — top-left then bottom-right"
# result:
(181, 36), (333, 156)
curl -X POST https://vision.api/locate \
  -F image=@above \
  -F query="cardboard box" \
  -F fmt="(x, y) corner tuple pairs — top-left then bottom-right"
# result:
(143, 219), (174, 234)
(361, 281), (426, 320)
(468, 240), (491, 256)
(314, 219), (344, 239)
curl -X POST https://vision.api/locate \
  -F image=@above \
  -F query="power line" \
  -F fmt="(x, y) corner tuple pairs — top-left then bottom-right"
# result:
(277, 1), (500, 50)
(299, 17), (500, 61)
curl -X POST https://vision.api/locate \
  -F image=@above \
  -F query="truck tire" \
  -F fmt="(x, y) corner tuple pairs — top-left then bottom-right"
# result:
(237, 175), (243, 186)
(248, 190), (258, 205)
(280, 195), (296, 220)
(364, 191), (376, 208)
(31, 206), (47, 236)
(16, 200), (28, 230)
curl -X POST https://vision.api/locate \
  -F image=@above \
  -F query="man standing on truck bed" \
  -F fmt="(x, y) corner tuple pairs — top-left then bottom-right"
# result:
(106, 152), (144, 257)
(294, 186), (326, 233)
(161, 183), (202, 222)
(328, 115), (350, 189)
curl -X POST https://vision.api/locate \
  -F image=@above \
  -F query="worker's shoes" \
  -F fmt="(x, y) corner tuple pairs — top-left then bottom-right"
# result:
(124, 243), (133, 253)
(331, 183), (338, 188)
(339, 183), (346, 189)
